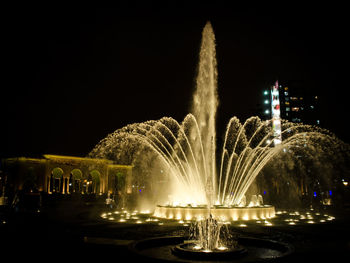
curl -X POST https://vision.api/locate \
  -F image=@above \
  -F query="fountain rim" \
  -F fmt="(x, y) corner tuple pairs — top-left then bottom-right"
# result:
(154, 205), (276, 221)
(156, 204), (275, 209)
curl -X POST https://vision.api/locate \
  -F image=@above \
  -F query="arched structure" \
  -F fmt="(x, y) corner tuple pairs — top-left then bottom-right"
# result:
(1, 155), (132, 196)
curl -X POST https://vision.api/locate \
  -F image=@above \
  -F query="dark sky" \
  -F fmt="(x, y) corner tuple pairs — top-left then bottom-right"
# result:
(2, 3), (349, 158)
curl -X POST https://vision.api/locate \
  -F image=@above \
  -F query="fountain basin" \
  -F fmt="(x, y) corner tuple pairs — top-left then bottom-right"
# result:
(129, 236), (293, 262)
(154, 205), (275, 221)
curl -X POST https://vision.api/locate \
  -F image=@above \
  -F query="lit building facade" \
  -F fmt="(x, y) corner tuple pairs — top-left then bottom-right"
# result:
(0, 155), (133, 195)
(262, 81), (321, 126)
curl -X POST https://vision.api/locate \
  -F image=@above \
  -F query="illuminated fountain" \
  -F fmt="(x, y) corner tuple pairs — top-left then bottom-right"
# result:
(90, 22), (341, 221)
(90, 22), (348, 260)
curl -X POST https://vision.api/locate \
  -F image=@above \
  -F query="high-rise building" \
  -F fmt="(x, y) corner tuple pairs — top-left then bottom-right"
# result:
(262, 81), (320, 126)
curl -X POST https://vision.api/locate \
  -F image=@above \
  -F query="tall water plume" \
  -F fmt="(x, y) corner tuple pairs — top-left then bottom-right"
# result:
(191, 22), (218, 206)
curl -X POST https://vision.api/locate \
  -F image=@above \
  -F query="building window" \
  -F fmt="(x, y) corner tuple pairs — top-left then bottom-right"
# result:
(284, 92), (289, 96)
(290, 97), (298, 101)
(286, 107), (290, 111)
(285, 101), (290, 105)
(291, 107), (300, 112)
(316, 120), (320, 125)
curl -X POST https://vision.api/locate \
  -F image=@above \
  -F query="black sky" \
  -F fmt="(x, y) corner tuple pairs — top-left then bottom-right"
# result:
(2, 3), (349, 158)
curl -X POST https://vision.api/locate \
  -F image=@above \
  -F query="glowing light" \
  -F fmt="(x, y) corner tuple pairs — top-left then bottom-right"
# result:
(185, 215), (192, 220)
(289, 222), (296, 225)
(239, 224), (247, 227)
(119, 219), (126, 222)
(193, 245), (202, 250)
(264, 220), (272, 226)
(217, 246), (227, 251)
(136, 220), (142, 224)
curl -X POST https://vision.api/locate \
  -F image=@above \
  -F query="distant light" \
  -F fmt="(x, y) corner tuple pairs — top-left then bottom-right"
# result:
(265, 109), (270, 114)
(264, 90), (269, 95)
(139, 189), (142, 193)
(343, 181), (348, 186)
(264, 99), (269, 104)
(263, 191), (266, 195)
(329, 190), (332, 196)
(313, 192), (317, 197)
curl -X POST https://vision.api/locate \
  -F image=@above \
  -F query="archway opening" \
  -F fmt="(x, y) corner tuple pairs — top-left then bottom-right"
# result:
(70, 168), (83, 193)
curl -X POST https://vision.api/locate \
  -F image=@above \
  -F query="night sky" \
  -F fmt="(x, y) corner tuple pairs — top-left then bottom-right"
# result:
(2, 3), (349, 159)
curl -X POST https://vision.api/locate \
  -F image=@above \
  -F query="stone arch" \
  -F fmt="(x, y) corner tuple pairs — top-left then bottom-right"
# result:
(70, 168), (83, 193)
(51, 167), (64, 193)
(89, 169), (101, 194)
